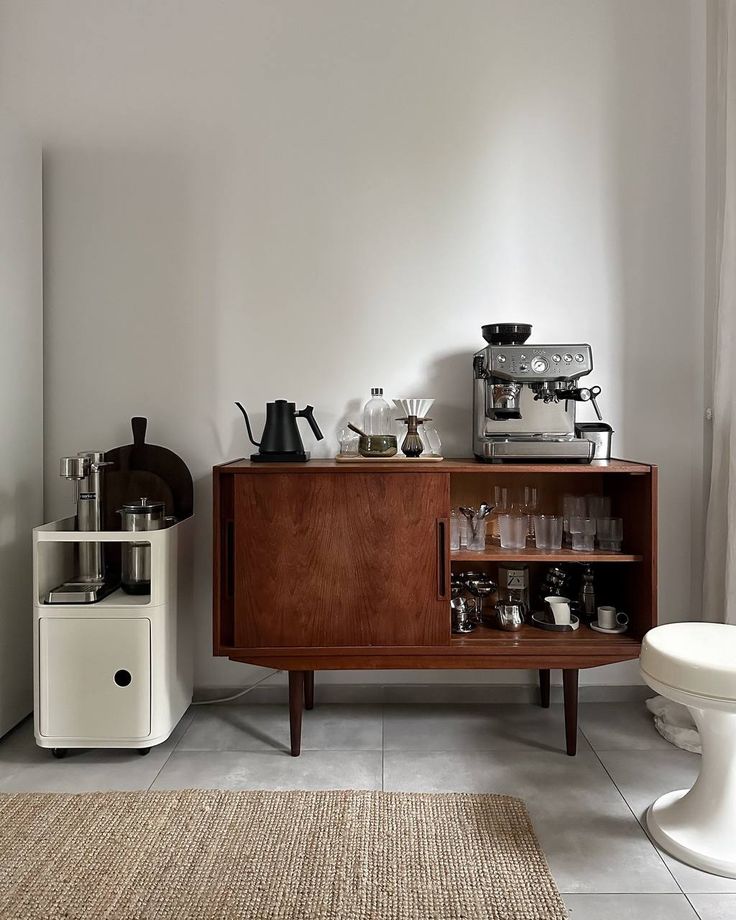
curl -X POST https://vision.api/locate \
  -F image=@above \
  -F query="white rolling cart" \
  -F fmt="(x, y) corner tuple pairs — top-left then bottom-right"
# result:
(33, 516), (193, 757)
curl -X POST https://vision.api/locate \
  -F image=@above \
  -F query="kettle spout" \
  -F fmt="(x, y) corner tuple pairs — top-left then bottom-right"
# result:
(235, 402), (261, 447)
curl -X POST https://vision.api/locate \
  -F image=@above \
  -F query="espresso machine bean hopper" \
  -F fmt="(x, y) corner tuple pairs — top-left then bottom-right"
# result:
(473, 323), (612, 462)
(46, 451), (117, 603)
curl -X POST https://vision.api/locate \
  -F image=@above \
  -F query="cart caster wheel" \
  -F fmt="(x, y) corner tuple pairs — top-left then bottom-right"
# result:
(51, 748), (68, 759)
(137, 747), (151, 756)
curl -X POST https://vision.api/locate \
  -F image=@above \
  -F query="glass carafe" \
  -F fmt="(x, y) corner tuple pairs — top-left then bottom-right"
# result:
(363, 387), (392, 435)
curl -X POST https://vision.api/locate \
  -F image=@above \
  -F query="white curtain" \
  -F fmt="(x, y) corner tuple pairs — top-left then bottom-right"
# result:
(704, 0), (736, 625)
(650, 2), (735, 753)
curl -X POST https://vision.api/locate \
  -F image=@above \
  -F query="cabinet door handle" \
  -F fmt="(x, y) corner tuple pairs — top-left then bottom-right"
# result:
(437, 518), (449, 600)
(225, 520), (235, 599)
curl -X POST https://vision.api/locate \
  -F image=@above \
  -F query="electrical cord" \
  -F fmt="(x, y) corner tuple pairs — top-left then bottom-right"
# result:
(191, 669), (283, 705)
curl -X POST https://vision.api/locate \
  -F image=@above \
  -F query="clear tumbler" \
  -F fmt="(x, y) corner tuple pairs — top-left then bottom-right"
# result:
(596, 517), (623, 552)
(499, 514), (528, 550)
(569, 516), (596, 552)
(533, 515), (563, 551)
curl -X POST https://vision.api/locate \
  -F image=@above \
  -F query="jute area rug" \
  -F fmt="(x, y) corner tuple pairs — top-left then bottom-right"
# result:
(0, 789), (567, 919)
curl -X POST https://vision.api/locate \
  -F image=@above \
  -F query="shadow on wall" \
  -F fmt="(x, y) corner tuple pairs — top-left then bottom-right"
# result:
(401, 350), (473, 457)
(605, 4), (703, 629)
(43, 143), (229, 679)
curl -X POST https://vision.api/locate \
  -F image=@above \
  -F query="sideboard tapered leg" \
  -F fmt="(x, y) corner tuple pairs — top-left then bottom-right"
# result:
(562, 669), (579, 756)
(289, 671), (305, 757)
(304, 670), (315, 710)
(539, 669), (551, 709)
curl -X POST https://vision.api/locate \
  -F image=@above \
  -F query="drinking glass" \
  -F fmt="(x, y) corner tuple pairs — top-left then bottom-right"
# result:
(467, 518), (487, 552)
(421, 422), (442, 458)
(338, 427), (360, 456)
(450, 509), (460, 552)
(562, 494), (586, 546)
(586, 494), (611, 520)
(498, 514), (528, 550)
(490, 485), (511, 544)
(569, 516), (596, 552)
(533, 514), (563, 551)
(596, 517), (623, 552)
(522, 485), (539, 537)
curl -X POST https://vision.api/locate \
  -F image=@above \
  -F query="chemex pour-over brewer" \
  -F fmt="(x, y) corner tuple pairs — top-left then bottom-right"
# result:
(236, 400), (324, 462)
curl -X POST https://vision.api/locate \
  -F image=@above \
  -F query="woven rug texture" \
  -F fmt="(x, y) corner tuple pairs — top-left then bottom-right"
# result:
(0, 788), (567, 919)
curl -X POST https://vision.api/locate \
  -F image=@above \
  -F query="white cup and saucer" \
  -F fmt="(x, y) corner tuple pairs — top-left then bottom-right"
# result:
(591, 606), (629, 634)
(531, 596), (580, 632)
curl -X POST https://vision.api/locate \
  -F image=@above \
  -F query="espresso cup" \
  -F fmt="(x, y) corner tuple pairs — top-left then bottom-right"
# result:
(597, 606), (628, 630)
(544, 595), (571, 626)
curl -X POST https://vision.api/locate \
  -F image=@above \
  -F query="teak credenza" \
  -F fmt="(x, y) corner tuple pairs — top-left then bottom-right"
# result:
(213, 458), (657, 756)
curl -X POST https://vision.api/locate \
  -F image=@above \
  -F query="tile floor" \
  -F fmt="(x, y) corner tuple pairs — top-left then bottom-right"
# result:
(1, 699), (734, 920)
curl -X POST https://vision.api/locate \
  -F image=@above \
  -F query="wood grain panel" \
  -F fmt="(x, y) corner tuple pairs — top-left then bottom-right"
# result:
(232, 471), (450, 648)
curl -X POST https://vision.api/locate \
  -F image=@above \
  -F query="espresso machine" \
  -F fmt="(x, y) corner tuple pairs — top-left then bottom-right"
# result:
(46, 451), (116, 603)
(473, 323), (611, 462)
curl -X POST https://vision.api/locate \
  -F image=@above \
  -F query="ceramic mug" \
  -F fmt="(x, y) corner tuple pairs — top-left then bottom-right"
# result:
(597, 606), (629, 630)
(544, 595), (571, 626)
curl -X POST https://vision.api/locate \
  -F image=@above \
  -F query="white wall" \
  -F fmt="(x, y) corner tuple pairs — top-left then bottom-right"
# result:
(0, 0), (706, 688)
(0, 123), (43, 732)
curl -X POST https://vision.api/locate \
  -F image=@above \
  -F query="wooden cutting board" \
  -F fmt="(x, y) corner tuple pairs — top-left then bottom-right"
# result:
(104, 418), (193, 522)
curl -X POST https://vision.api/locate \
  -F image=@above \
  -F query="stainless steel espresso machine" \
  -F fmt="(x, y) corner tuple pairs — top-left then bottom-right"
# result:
(473, 323), (612, 462)
(46, 451), (116, 603)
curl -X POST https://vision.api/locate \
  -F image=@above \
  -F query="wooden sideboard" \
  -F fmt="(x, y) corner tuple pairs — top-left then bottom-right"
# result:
(213, 458), (657, 756)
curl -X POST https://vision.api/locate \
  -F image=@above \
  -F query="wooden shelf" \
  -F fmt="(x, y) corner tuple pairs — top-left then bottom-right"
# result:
(450, 622), (642, 650)
(220, 457), (653, 475)
(451, 547), (642, 563)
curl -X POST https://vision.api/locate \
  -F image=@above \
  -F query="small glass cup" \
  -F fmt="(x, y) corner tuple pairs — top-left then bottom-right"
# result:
(597, 517), (623, 552)
(569, 516), (596, 552)
(338, 427), (360, 456)
(498, 513), (528, 550)
(533, 514), (563, 551)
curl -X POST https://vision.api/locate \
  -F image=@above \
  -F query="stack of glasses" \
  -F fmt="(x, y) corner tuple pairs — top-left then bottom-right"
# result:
(562, 494), (624, 553)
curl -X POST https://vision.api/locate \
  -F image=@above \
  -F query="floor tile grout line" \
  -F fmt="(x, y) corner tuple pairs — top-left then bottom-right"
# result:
(381, 701), (385, 792)
(581, 724), (686, 896)
(683, 892), (705, 920)
(145, 708), (195, 791)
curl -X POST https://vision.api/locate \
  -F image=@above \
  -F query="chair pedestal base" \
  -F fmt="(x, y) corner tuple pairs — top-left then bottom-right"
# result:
(646, 708), (736, 879)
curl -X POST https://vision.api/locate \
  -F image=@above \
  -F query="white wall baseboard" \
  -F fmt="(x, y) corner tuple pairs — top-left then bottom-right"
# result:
(193, 683), (653, 706)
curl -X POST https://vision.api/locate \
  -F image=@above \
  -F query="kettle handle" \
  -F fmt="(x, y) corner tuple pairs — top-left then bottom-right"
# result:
(235, 402), (261, 447)
(296, 405), (324, 441)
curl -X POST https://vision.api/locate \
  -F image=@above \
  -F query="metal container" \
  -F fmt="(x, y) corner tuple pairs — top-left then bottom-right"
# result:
(496, 602), (526, 632)
(575, 422), (613, 461)
(119, 498), (167, 595)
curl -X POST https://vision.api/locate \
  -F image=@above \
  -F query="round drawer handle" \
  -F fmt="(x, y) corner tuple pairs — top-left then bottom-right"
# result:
(114, 669), (132, 687)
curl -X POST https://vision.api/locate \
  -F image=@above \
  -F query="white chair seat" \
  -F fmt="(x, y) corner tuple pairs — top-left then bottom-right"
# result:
(641, 622), (736, 878)
(640, 622), (736, 701)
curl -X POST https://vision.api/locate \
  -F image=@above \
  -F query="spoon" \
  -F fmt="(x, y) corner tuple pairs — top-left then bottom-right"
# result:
(347, 422), (369, 438)
(459, 506), (478, 538)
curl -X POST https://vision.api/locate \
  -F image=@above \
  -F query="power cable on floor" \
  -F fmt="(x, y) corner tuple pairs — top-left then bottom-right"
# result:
(191, 669), (283, 705)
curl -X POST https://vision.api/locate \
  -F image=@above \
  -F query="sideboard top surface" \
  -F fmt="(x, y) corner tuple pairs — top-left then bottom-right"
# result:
(216, 458), (653, 475)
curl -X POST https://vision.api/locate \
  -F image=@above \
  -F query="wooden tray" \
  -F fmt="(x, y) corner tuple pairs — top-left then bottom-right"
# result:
(334, 454), (444, 462)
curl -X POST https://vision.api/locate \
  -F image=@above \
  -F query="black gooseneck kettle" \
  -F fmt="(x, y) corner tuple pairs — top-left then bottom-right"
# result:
(236, 400), (324, 462)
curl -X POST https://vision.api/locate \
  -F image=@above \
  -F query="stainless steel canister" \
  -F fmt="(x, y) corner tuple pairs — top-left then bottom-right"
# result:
(119, 498), (167, 594)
